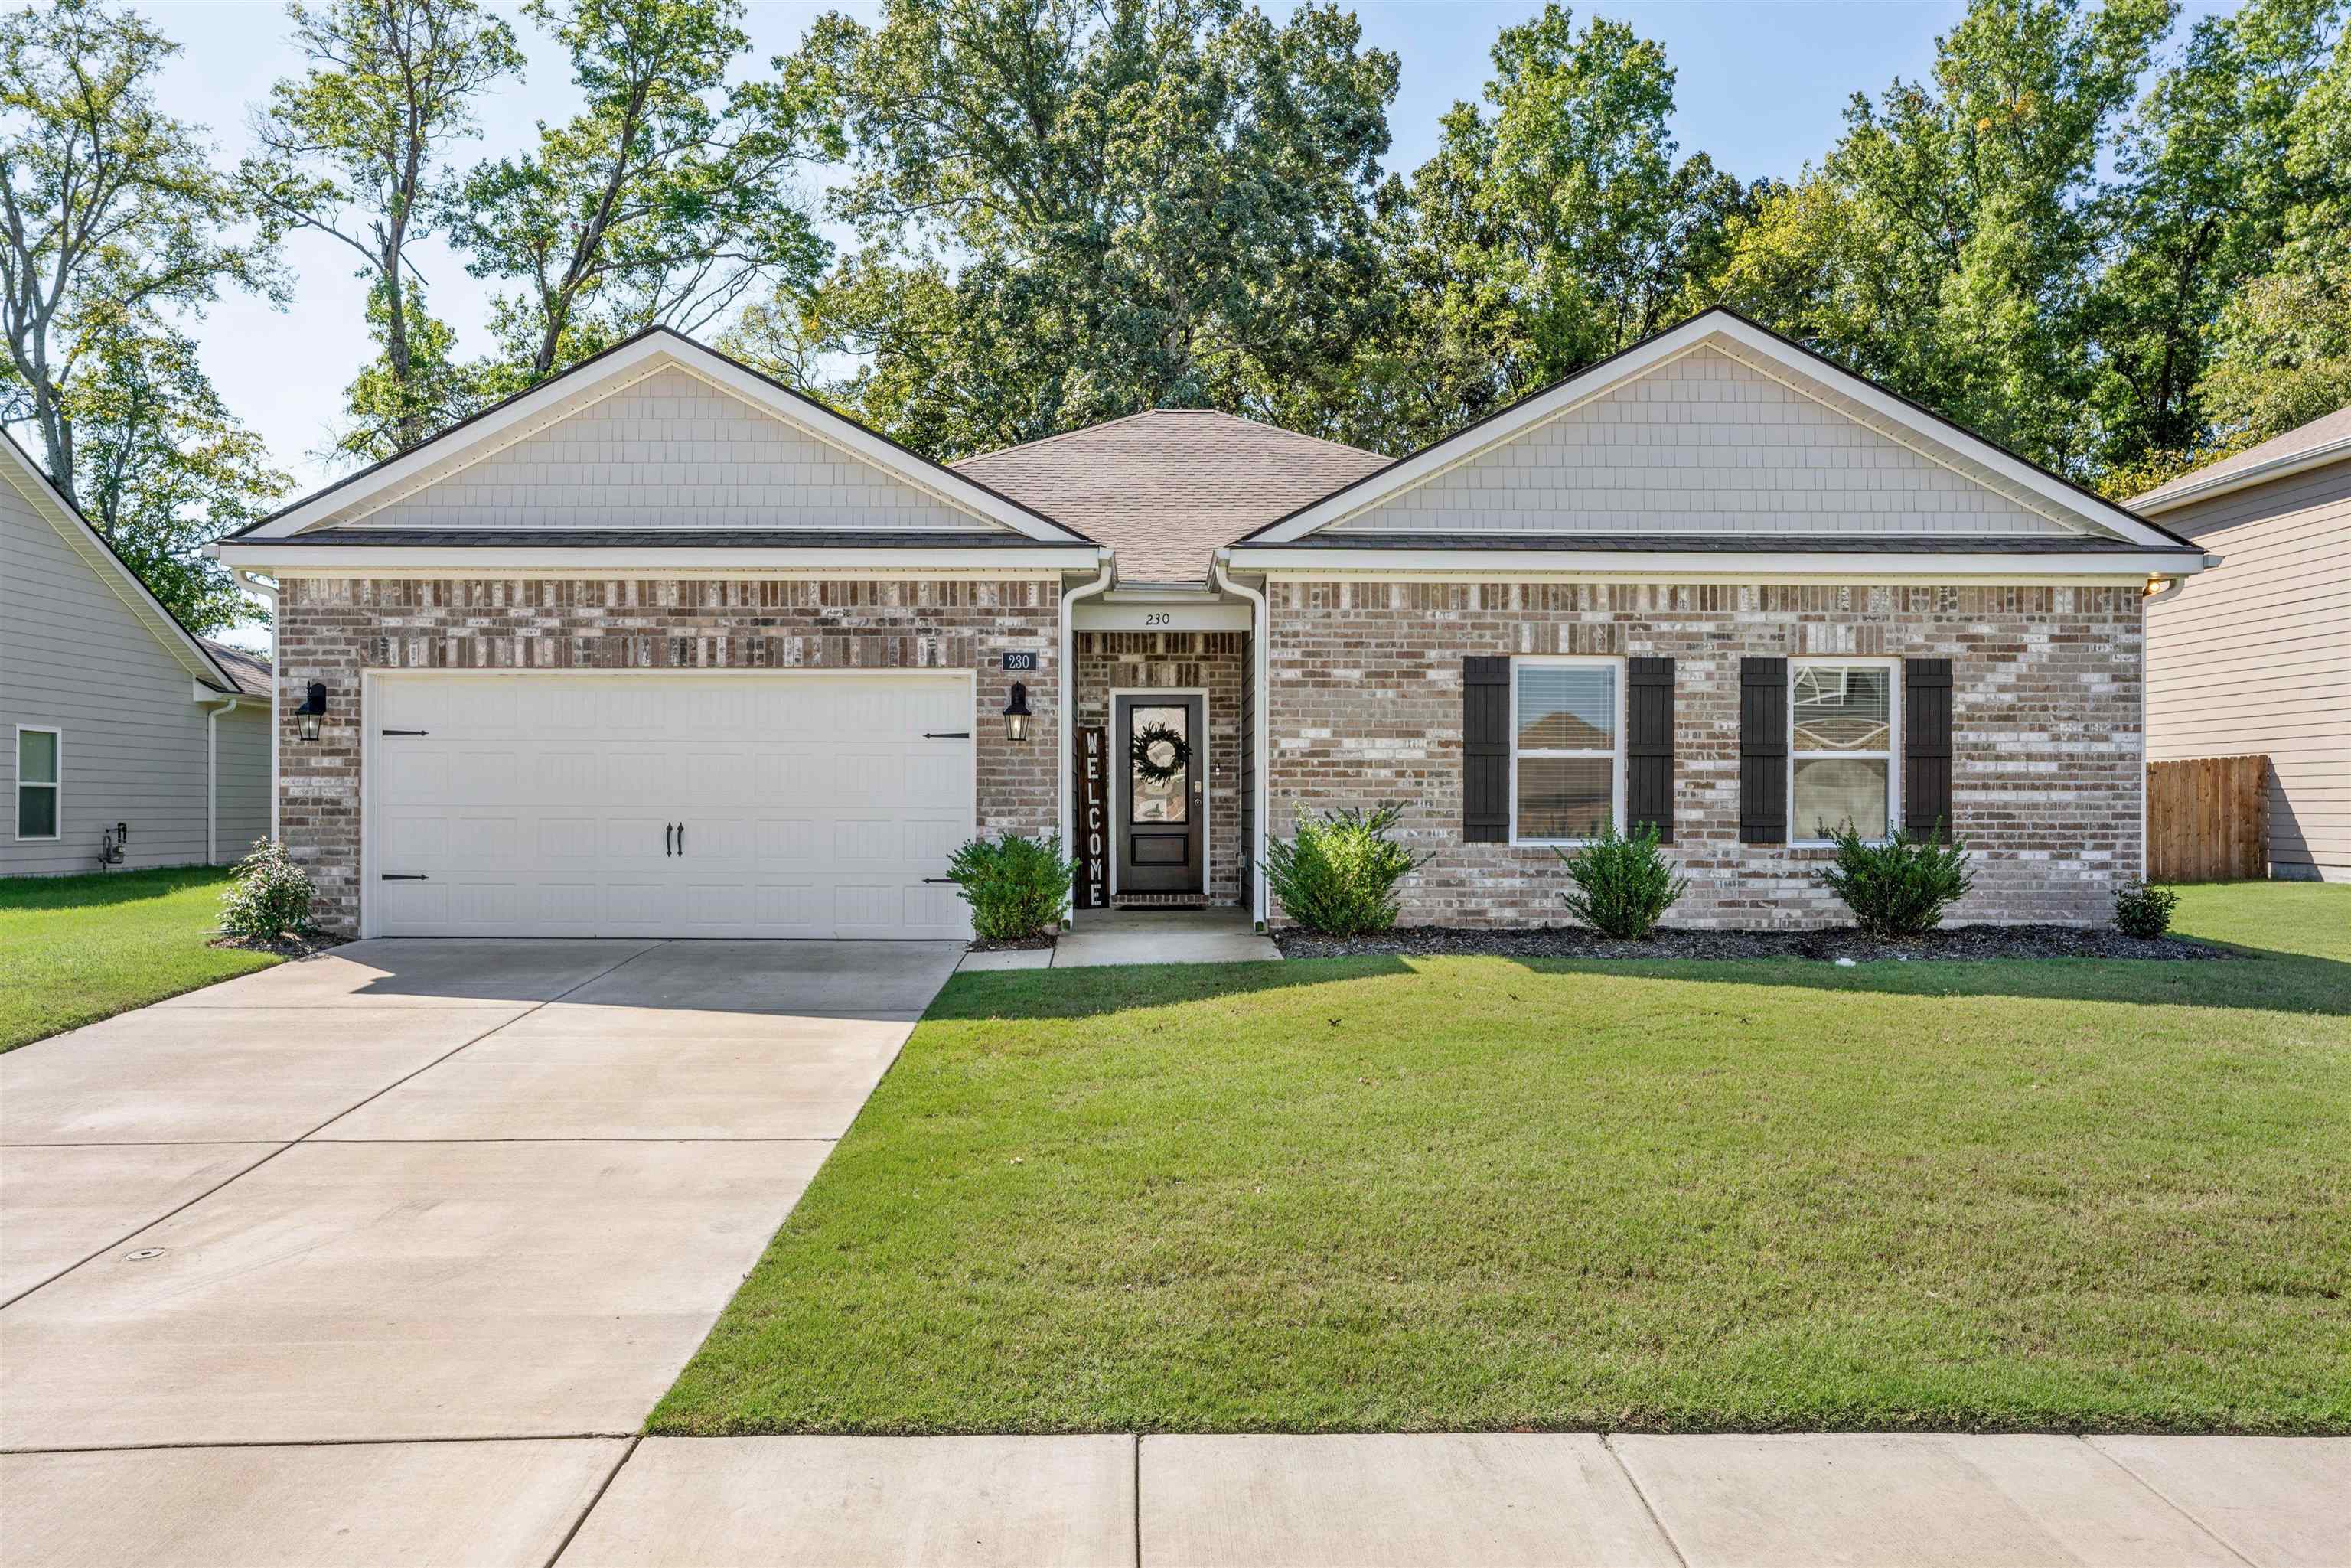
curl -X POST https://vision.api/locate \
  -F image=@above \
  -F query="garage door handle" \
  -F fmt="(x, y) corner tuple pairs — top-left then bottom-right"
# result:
(665, 823), (675, 857)
(380, 729), (429, 736)
(922, 877), (957, 884)
(677, 823), (685, 855)
(922, 731), (970, 739)
(381, 873), (428, 881)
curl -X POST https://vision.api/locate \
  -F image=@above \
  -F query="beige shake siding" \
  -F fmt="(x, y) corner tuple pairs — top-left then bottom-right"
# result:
(2144, 459), (2351, 881)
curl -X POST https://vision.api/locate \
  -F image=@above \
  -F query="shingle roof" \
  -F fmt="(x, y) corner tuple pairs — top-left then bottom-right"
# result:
(200, 638), (271, 696)
(2134, 403), (2351, 507)
(951, 410), (1388, 582)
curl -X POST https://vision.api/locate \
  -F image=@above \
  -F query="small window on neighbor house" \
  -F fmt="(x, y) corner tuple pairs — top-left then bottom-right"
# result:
(16, 728), (59, 839)
(1511, 660), (1621, 843)
(1791, 663), (1894, 841)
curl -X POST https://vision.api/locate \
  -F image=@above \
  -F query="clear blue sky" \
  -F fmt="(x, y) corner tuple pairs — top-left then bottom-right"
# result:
(152, 0), (2229, 495)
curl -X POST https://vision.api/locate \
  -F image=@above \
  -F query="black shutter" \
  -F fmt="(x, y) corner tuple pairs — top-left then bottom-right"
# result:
(1462, 657), (1510, 843)
(1625, 657), (1675, 843)
(1903, 657), (1954, 838)
(1739, 657), (1788, 845)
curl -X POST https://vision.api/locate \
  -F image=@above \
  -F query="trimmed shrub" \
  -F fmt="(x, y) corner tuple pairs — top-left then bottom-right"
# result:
(1552, 820), (1688, 939)
(1264, 804), (1432, 937)
(1818, 822), (1974, 937)
(2113, 880), (2179, 939)
(944, 832), (1075, 940)
(217, 839), (316, 941)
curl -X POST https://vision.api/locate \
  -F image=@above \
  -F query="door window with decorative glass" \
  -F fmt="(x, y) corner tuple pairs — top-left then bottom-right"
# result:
(1512, 660), (1620, 843)
(16, 728), (60, 839)
(1790, 663), (1895, 841)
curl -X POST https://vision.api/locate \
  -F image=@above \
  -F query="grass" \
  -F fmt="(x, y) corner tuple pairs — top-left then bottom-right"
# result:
(655, 882), (2351, 1437)
(0, 866), (282, 1052)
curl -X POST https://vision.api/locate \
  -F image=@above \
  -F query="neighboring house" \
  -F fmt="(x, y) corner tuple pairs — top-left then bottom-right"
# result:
(2, 432), (273, 876)
(2133, 406), (2351, 882)
(212, 308), (2211, 939)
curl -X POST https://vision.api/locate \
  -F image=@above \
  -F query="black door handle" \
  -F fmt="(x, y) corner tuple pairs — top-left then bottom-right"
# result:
(665, 823), (674, 857)
(676, 821), (685, 856)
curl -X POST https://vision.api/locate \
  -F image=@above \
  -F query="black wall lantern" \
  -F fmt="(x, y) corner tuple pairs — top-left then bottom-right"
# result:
(295, 681), (329, 742)
(1003, 681), (1032, 742)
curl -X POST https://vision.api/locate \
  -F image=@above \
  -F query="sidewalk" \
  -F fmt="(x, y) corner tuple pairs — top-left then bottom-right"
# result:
(11, 1430), (2336, 1566)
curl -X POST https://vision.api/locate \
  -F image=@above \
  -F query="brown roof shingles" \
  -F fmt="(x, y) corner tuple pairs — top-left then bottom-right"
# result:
(951, 410), (1388, 582)
(2134, 402), (2351, 507)
(201, 638), (272, 696)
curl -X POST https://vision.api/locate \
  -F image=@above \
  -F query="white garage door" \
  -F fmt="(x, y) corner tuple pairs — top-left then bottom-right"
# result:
(367, 672), (974, 939)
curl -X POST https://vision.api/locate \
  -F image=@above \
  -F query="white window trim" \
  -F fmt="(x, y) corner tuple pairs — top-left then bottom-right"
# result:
(1788, 657), (1901, 848)
(15, 724), (61, 842)
(1508, 656), (1625, 848)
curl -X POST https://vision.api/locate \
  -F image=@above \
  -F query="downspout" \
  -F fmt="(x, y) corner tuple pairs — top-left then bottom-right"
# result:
(1059, 554), (1114, 924)
(1212, 552), (1270, 929)
(234, 569), (280, 841)
(204, 697), (243, 864)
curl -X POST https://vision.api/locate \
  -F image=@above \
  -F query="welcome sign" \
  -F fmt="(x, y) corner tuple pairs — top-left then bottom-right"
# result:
(1074, 725), (1109, 910)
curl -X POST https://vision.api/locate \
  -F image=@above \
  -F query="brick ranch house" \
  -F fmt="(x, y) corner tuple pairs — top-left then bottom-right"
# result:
(212, 308), (2213, 939)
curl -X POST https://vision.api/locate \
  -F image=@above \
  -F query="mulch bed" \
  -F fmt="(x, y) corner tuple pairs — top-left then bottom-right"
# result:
(967, 934), (1058, 954)
(208, 931), (347, 959)
(1273, 924), (2230, 963)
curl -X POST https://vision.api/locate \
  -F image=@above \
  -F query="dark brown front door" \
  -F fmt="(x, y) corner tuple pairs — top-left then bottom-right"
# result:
(1115, 695), (1205, 895)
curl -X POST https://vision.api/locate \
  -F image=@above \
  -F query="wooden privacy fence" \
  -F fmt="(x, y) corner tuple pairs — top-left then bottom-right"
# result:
(2147, 755), (2270, 882)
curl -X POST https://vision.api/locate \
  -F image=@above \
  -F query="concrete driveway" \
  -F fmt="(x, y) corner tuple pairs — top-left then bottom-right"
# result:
(0, 937), (959, 1560)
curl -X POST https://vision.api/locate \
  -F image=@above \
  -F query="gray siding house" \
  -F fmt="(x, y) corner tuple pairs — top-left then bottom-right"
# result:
(2, 433), (271, 877)
(2135, 405), (2351, 882)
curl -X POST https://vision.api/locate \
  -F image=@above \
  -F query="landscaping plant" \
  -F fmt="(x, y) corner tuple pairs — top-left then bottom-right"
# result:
(944, 832), (1075, 940)
(1262, 804), (1432, 937)
(2113, 879), (2180, 939)
(217, 839), (317, 941)
(1818, 822), (1974, 937)
(1552, 819), (1688, 938)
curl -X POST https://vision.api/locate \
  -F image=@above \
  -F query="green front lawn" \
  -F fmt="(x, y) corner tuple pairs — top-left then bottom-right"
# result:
(656, 884), (2351, 1436)
(0, 867), (282, 1052)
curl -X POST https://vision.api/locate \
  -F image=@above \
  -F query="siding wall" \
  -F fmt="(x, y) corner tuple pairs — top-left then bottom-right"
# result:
(1, 475), (222, 875)
(354, 367), (992, 533)
(1266, 579), (2145, 927)
(2144, 461), (2350, 881)
(1329, 347), (2085, 538)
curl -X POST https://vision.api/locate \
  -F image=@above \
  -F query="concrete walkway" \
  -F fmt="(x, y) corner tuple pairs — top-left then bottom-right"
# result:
(963, 906), (1282, 971)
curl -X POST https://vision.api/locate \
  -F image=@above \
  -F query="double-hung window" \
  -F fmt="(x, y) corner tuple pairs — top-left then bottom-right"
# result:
(1790, 661), (1896, 843)
(16, 727), (60, 840)
(1511, 658), (1622, 843)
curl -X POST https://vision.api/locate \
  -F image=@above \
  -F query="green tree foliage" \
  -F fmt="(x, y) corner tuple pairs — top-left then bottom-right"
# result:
(68, 326), (286, 634)
(0, 0), (276, 500)
(734, 0), (1401, 456)
(1374, 5), (1763, 445)
(1704, 0), (2175, 476)
(242, 0), (524, 459)
(451, 0), (830, 390)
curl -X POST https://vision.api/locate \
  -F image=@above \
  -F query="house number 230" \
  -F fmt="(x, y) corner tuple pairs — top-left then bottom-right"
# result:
(1143, 611), (1171, 627)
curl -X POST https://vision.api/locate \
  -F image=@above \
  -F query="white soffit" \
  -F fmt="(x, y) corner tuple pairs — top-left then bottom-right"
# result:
(236, 329), (1091, 546)
(1250, 311), (2186, 550)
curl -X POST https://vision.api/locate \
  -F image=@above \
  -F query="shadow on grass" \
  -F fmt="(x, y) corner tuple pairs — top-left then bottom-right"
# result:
(931, 940), (2351, 1021)
(0, 864), (233, 914)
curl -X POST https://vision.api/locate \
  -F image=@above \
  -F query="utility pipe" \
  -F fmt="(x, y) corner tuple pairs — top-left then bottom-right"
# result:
(1058, 555), (1114, 924)
(203, 697), (243, 864)
(233, 569), (281, 841)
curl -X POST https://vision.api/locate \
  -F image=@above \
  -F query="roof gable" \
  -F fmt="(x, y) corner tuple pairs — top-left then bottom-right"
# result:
(2, 431), (241, 693)
(236, 329), (1092, 546)
(1246, 309), (2190, 552)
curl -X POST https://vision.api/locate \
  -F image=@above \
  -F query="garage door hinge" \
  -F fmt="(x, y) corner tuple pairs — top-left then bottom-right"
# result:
(921, 730), (971, 739)
(380, 728), (429, 736)
(380, 873), (429, 881)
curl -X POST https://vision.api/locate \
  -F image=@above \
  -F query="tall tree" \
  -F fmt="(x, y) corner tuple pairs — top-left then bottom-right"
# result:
(1704, 0), (2174, 475)
(1384, 5), (1762, 439)
(0, 0), (272, 500)
(451, 0), (828, 390)
(242, 0), (523, 458)
(737, 0), (1400, 456)
(68, 326), (287, 634)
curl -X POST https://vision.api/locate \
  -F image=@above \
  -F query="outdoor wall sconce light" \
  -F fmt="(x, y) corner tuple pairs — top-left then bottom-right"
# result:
(296, 681), (329, 742)
(1003, 681), (1032, 742)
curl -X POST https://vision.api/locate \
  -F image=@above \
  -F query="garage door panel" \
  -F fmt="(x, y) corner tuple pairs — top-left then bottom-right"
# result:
(370, 674), (973, 939)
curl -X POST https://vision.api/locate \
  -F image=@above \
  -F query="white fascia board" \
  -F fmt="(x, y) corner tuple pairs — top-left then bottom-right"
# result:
(2130, 437), (2351, 516)
(1075, 600), (1253, 631)
(1252, 311), (2182, 550)
(1227, 546), (2214, 579)
(237, 331), (1089, 546)
(214, 543), (1105, 575)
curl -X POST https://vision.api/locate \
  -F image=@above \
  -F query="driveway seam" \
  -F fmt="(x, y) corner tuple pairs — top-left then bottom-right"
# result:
(1598, 1433), (1693, 1568)
(2078, 1436), (2261, 1568)
(544, 1434), (644, 1567)
(1, 1432), (640, 1456)
(2, 942), (673, 1313)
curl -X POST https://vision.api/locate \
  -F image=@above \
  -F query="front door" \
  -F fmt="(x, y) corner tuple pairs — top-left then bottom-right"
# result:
(1114, 694), (1205, 895)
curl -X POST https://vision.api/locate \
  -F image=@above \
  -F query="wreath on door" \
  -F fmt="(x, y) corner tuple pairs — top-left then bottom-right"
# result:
(1130, 720), (1193, 785)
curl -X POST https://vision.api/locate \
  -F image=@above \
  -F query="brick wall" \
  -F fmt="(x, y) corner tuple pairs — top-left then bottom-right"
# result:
(1264, 579), (2145, 927)
(277, 575), (1060, 934)
(1074, 631), (1246, 905)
